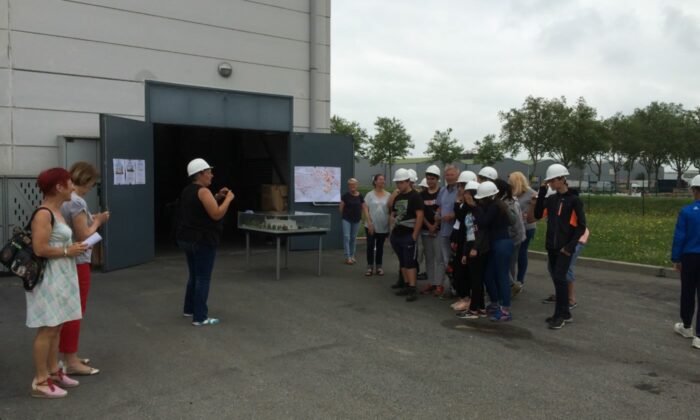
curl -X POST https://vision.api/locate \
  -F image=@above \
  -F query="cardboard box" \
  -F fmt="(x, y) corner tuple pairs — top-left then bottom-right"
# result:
(261, 184), (288, 212)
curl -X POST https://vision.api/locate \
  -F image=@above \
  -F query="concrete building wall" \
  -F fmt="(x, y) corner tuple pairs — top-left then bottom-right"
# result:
(0, 0), (330, 176)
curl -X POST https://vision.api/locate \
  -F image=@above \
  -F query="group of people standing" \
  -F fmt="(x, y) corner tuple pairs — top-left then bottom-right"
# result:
(340, 163), (589, 329)
(22, 157), (700, 401)
(25, 163), (108, 398)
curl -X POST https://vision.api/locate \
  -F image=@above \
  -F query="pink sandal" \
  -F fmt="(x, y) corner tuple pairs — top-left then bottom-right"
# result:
(31, 378), (67, 399)
(50, 368), (80, 388)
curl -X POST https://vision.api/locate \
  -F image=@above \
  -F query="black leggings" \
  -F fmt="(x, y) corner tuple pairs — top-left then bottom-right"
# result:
(468, 255), (485, 311)
(366, 233), (388, 267)
(453, 254), (471, 298)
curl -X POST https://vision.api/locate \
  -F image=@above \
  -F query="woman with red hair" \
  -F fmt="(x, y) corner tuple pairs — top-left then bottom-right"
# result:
(27, 168), (88, 398)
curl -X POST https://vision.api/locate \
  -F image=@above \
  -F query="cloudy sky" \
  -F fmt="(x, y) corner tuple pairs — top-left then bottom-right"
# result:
(330, 0), (700, 157)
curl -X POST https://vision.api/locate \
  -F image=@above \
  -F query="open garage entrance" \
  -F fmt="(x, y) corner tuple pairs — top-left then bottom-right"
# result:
(153, 124), (289, 250)
(98, 82), (352, 271)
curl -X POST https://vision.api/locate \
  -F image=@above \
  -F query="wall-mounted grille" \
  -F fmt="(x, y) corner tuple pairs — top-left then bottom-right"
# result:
(7, 178), (44, 231)
(1, 177), (43, 273)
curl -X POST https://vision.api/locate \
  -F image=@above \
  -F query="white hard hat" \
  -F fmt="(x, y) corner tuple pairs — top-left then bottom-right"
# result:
(407, 169), (418, 183)
(474, 181), (499, 200)
(465, 181), (479, 191)
(545, 187), (557, 197)
(478, 166), (498, 180)
(425, 165), (441, 177)
(458, 171), (477, 184)
(187, 158), (213, 177)
(418, 177), (429, 188)
(393, 168), (411, 182)
(544, 163), (570, 182)
(691, 175), (700, 187)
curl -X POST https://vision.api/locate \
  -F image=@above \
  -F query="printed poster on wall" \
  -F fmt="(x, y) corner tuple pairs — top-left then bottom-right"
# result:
(113, 159), (146, 185)
(294, 166), (341, 202)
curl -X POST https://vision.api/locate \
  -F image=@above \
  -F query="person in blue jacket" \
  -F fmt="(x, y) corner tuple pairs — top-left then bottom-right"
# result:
(671, 175), (700, 349)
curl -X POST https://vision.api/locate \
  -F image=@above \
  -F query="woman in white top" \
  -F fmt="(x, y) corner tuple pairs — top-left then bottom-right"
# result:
(28, 168), (89, 398)
(363, 174), (390, 276)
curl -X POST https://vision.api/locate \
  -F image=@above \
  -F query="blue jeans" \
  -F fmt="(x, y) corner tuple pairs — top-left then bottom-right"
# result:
(517, 228), (536, 284)
(484, 238), (514, 308)
(342, 219), (360, 259)
(178, 241), (217, 323)
(567, 243), (585, 282)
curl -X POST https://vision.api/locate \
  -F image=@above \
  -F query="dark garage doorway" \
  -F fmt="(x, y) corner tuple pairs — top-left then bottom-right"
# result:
(153, 123), (289, 250)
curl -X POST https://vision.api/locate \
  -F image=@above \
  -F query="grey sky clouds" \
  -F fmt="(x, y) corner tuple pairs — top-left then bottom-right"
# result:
(330, 0), (700, 156)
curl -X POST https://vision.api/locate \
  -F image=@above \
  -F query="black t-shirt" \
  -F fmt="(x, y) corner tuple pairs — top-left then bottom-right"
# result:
(341, 192), (364, 223)
(420, 187), (440, 228)
(392, 190), (424, 235)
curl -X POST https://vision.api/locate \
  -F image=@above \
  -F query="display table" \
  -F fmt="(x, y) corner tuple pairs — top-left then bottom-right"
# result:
(238, 211), (330, 280)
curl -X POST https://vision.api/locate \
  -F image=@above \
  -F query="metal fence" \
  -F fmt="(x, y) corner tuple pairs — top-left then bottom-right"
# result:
(1, 177), (42, 272)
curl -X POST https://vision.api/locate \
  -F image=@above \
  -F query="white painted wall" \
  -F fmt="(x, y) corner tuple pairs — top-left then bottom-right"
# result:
(0, 0), (331, 176)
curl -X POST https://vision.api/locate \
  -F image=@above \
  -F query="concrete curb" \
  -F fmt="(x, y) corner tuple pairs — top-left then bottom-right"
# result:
(527, 251), (679, 279)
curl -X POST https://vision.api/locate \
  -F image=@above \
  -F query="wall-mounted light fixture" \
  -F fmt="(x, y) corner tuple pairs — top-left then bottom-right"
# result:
(218, 62), (233, 78)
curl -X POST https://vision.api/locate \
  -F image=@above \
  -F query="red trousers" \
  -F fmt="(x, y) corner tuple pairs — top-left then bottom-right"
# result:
(59, 263), (91, 354)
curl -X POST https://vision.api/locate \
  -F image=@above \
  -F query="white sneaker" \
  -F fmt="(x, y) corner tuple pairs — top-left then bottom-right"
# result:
(693, 337), (700, 349)
(674, 322), (694, 338)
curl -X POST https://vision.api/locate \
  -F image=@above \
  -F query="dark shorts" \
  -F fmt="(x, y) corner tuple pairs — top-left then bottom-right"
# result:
(390, 232), (417, 269)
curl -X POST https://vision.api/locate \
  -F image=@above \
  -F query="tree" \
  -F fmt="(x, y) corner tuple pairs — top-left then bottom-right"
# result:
(425, 128), (464, 168)
(586, 121), (609, 183)
(668, 109), (695, 188)
(617, 115), (644, 193)
(604, 113), (634, 189)
(473, 134), (505, 166)
(330, 115), (369, 162)
(499, 96), (563, 175)
(633, 102), (678, 192)
(689, 108), (700, 171)
(366, 117), (414, 178)
(549, 97), (606, 178)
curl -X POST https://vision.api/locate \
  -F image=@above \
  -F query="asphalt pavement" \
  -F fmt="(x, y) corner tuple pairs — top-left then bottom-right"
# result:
(1, 243), (698, 419)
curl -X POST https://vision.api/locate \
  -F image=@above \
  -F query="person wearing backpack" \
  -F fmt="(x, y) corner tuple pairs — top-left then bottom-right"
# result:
(474, 181), (514, 321)
(28, 168), (89, 398)
(509, 171), (537, 289)
(494, 179), (526, 297)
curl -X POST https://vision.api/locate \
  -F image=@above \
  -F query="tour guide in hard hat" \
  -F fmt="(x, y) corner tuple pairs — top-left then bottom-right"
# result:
(390, 168), (425, 302)
(671, 174), (700, 349)
(534, 163), (587, 330)
(176, 158), (234, 326)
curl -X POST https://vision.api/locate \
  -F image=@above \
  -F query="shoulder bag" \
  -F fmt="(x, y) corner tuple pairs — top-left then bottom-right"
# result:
(0, 207), (55, 291)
